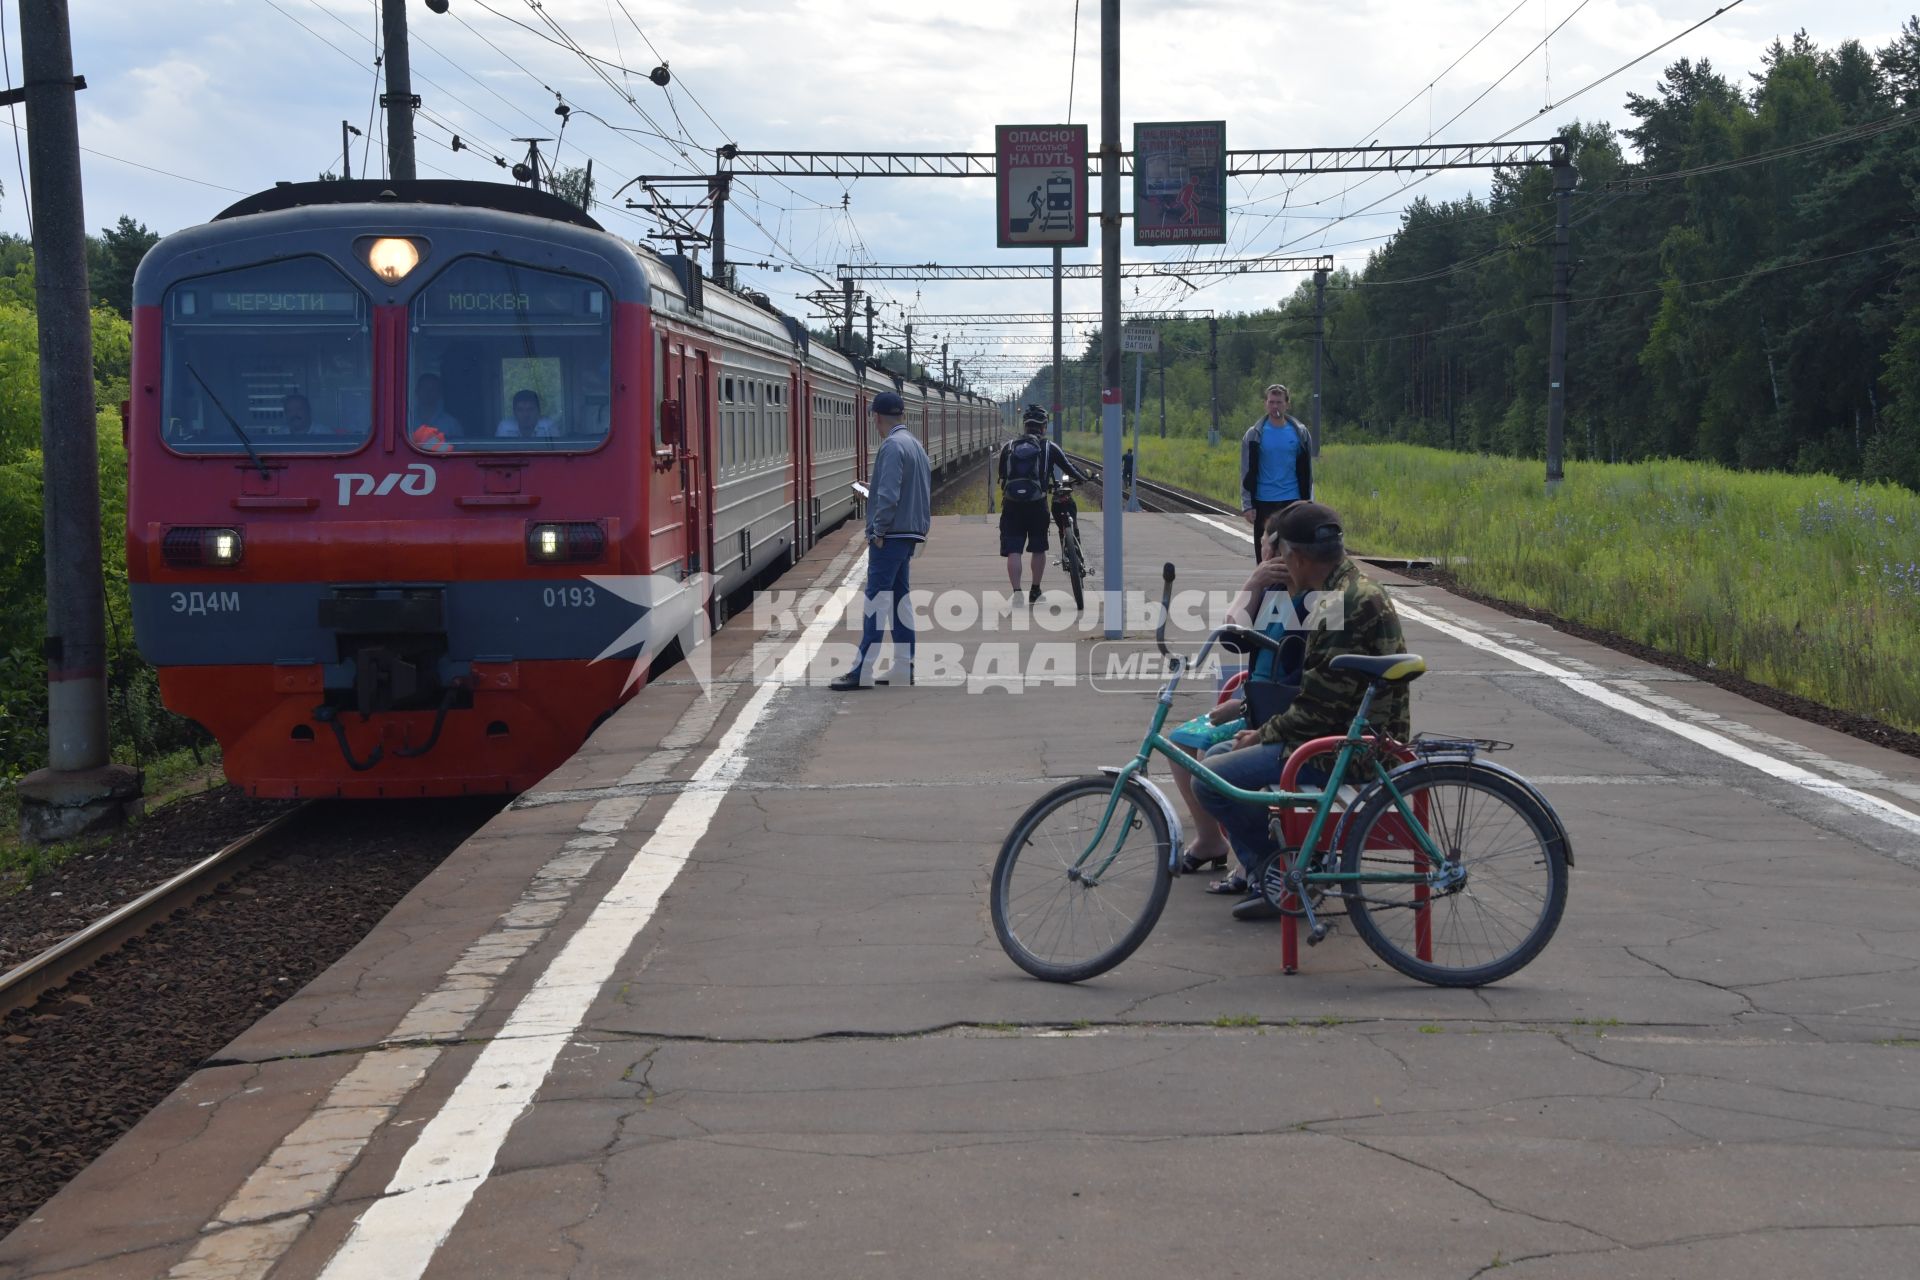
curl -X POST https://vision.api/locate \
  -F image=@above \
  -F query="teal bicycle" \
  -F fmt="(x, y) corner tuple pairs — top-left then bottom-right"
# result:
(990, 564), (1571, 986)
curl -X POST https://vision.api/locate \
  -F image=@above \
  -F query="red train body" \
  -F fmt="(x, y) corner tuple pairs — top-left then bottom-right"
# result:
(127, 181), (999, 797)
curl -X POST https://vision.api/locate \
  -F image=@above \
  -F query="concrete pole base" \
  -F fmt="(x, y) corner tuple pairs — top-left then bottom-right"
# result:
(15, 763), (145, 843)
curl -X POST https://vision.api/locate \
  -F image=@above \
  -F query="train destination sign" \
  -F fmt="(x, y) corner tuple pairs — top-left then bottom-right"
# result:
(205, 291), (359, 317)
(420, 284), (608, 324)
(996, 124), (1088, 249)
(1133, 121), (1227, 246)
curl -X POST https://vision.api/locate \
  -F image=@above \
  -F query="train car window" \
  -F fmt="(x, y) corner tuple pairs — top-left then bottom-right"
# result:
(160, 256), (372, 455)
(407, 257), (612, 455)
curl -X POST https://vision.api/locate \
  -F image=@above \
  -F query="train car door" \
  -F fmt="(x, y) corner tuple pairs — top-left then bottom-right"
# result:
(793, 369), (813, 552)
(651, 335), (690, 576)
(691, 348), (713, 583)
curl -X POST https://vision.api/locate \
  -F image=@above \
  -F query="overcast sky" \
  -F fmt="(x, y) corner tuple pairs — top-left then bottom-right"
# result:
(0, 1), (1905, 395)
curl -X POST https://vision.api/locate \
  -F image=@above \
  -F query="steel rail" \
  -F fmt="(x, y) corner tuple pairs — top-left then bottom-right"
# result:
(0, 805), (311, 1018)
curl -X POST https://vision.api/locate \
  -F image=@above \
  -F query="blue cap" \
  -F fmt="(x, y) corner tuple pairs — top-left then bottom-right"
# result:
(872, 390), (905, 416)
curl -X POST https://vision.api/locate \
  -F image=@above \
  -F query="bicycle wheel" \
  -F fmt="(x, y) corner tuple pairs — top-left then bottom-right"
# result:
(992, 776), (1172, 982)
(1064, 534), (1086, 611)
(1339, 762), (1567, 987)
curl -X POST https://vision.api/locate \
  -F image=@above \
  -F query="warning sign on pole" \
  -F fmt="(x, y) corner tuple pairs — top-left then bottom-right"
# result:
(1121, 322), (1158, 354)
(1133, 121), (1227, 246)
(996, 124), (1088, 249)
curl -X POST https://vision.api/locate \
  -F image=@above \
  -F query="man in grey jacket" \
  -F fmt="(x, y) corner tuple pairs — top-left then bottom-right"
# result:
(831, 390), (931, 690)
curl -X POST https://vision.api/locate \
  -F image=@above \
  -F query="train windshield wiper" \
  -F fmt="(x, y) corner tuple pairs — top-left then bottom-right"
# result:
(183, 362), (270, 479)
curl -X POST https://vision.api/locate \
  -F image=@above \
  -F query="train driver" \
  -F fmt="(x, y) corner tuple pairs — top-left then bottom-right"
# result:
(496, 388), (559, 439)
(283, 393), (334, 436)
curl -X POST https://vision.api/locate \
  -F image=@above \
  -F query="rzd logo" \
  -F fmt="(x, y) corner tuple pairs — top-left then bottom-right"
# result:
(334, 463), (436, 507)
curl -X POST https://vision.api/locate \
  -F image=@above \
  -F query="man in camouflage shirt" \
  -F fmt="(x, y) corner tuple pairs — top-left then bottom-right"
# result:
(1194, 501), (1410, 920)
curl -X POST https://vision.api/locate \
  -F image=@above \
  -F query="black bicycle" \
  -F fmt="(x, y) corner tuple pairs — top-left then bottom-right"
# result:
(1051, 479), (1087, 611)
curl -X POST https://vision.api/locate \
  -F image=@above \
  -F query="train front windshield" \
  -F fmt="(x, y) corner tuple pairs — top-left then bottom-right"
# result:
(406, 257), (612, 455)
(161, 257), (372, 454)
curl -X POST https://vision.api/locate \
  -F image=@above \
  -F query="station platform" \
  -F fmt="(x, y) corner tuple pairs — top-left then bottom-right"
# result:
(6, 511), (1920, 1279)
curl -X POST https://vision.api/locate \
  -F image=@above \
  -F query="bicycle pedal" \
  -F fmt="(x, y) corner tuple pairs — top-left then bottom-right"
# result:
(1306, 923), (1330, 946)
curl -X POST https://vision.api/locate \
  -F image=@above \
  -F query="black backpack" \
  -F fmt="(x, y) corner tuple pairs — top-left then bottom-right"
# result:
(1003, 437), (1047, 502)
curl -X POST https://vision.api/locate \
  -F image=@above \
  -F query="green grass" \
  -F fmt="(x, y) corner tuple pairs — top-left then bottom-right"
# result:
(1212, 1013), (1260, 1027)
(934, 457), (997, 516)
(1071, 433), (1920, 733)
(0, 745), (223, 891)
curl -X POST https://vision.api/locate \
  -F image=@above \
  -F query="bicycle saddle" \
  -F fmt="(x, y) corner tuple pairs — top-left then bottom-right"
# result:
(1328, 653), (1427, 683)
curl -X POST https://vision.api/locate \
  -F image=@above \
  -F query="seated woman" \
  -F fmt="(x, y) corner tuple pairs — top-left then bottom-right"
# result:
(1166, 510), (1301, 880)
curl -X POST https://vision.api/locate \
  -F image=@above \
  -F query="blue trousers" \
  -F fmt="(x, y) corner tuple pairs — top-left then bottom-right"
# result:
(852, 536), (916, 679)
(1192, 741), (1292, 875)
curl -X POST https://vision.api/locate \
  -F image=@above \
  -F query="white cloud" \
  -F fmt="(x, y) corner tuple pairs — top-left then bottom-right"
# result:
(0, 0), (1902, 394)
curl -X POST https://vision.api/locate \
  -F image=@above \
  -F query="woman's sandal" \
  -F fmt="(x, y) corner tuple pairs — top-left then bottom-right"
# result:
(1203, 872), (1249, 896)
(1180, 849), (1228, 874)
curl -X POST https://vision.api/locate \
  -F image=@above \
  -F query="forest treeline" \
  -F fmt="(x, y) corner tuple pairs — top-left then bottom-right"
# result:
(1020, 24), (1920, 490)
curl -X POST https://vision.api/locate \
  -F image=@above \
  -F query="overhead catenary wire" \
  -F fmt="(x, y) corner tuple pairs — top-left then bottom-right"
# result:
(1, 0), (30, 234)
(0, 117), (248, 195)
(1202, 0), (1751, 289)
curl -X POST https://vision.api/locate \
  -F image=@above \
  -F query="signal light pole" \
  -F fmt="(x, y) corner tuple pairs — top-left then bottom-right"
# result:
(380, 0), (417, 180)
(15, 0), (141, 839)
(1098, 0), (1122, 638)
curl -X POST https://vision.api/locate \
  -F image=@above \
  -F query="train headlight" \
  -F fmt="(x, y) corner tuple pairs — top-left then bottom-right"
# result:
(364, 236), (422, 284)
(162, 526), (244, 567)
(527, 522), (607, 564)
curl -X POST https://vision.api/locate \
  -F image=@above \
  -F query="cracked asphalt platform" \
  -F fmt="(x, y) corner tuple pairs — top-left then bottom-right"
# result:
(6, 513), (1920, 1279)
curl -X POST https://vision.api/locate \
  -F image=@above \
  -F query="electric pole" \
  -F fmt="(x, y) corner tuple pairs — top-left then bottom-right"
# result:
(380, 0), (416, 181)
(842, 277), (855, 350)
(904, 323), (914, 376)
(1158, 355), (1165, 439)
(865, 297), (875, 358)
(1099, 0), (1123, 637)
(710, 156), (730, 284)
(1207, 316), (1220, 447)
(341, 120), (354, 179)
(1546, 147), (1576, 490)
(1051, 246), (1063, 446)
(941, 341), (949, 386)
(1312, 267), (1327, 457)
(16, 0), (140, 838)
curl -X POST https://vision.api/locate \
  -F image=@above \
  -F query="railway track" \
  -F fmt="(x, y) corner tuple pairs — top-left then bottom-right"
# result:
(0, 794), (499, 1236)
(0, 806), (311, 1019)
(1062, 451), (1241, 517)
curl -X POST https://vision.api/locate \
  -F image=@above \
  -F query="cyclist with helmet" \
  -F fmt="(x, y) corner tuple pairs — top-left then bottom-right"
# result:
(999, 405), (1091, 603)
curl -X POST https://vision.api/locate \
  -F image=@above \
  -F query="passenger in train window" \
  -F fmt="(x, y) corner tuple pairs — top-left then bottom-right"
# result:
(496, 388), (559, 438)
(283, 393), (332, 436)
(412, 373), (465, 439)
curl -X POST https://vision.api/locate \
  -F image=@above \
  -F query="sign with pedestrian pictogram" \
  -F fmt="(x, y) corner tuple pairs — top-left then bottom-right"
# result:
(996, 124), (1088, 249)
(1133, 120), (1227, 246)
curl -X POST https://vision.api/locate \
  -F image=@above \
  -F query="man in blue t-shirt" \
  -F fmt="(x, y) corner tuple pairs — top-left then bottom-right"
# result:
(1237, 383), (1314, 560)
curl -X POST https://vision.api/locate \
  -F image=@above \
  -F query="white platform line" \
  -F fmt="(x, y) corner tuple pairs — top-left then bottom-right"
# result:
(1392, 599), (1920, 843)
(314, 551), (867, 1280)
(167, 539), (865, 1280)
(1190, 512), (1920, 840)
